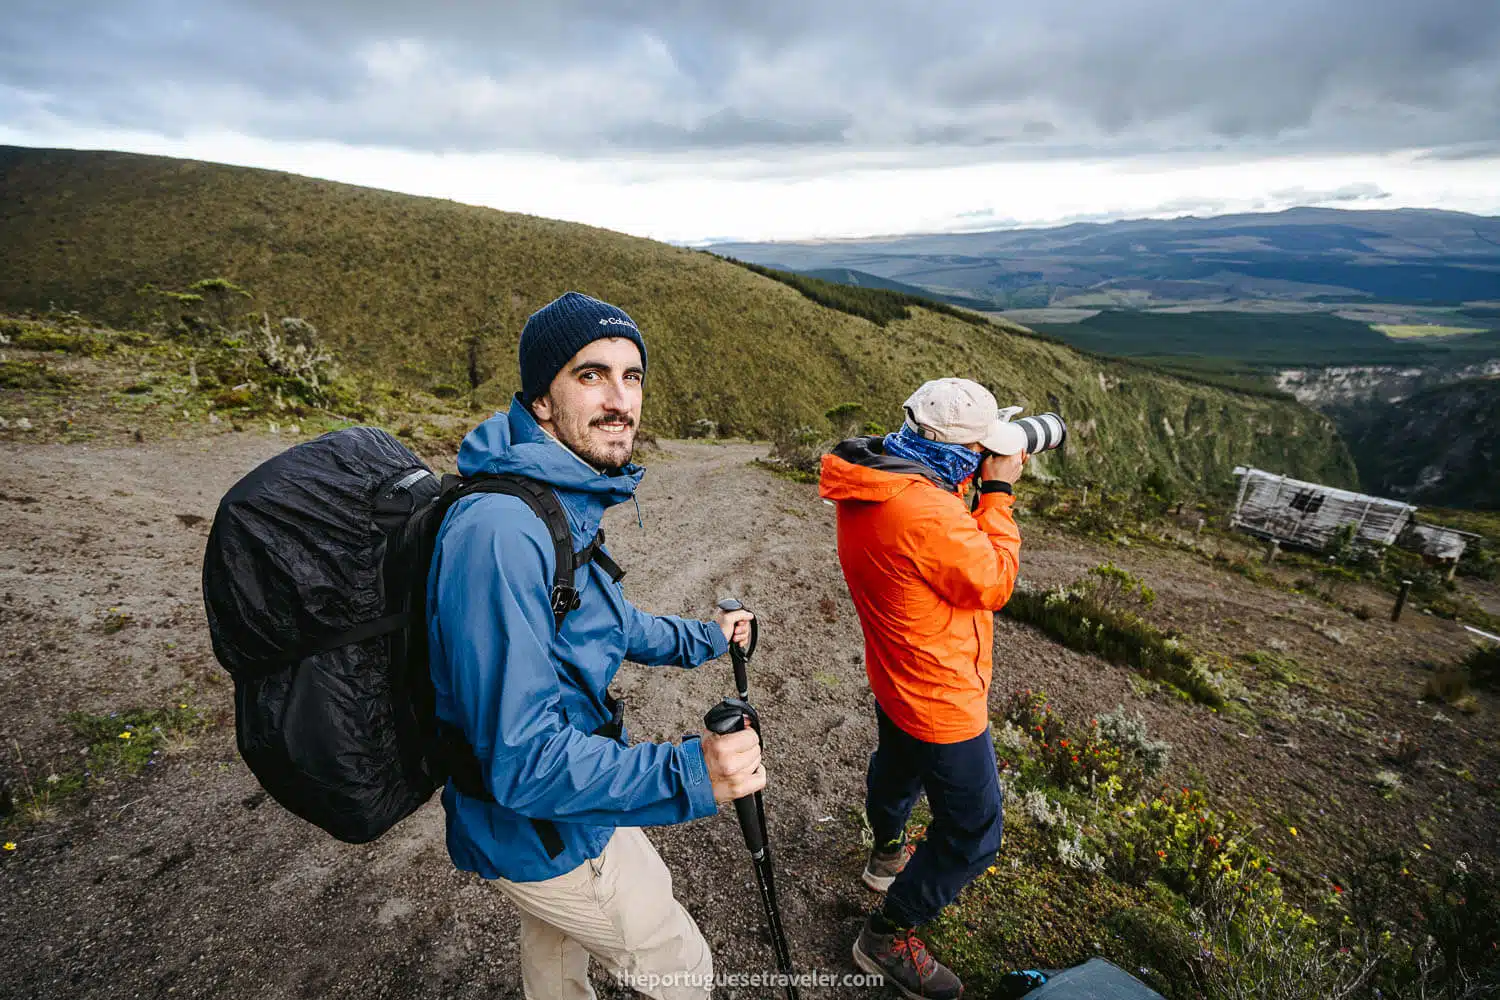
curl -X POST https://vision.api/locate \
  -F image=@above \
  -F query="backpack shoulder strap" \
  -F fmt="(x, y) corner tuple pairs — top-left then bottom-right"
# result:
(439, 473), (578, 629)
(434, 474), (589, 857)
(573, 529), (626, 584)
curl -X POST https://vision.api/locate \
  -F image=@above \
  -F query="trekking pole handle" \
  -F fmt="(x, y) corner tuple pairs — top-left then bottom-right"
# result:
(716, 598), (757, 699)
(703, 698), (765, 856)
(730, 646), (749, 703)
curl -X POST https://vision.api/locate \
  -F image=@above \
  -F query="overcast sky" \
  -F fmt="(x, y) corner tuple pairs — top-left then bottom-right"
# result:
(3, 0), (1498, 241)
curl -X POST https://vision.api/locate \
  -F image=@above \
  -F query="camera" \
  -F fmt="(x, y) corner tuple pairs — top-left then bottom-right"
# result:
(1012, 412), (1067, 455)
(986, 410), (1066, 457)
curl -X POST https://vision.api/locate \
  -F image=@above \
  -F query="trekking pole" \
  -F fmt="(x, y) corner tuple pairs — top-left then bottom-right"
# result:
(716, 597), (758, 700)
(707, 600), (796, 998)
(704, 698), (799, 1000)
(716, 598), (770, 849)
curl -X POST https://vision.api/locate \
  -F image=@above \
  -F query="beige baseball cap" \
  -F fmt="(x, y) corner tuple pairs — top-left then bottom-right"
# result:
(902, 378), (1028, 455)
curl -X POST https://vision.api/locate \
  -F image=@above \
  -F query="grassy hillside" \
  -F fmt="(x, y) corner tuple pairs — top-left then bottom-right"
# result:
(796, 267), (999, 312)
(1345, 377), (1500, 510)
(0, 145), (1355, 490)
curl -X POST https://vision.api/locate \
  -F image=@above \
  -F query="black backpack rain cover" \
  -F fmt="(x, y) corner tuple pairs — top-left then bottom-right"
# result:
(202, 427), (445, 843)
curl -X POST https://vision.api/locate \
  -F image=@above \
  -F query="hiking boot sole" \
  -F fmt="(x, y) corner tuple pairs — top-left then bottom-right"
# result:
(862, 866), (898, 892)
(852, 940), (960, 1000)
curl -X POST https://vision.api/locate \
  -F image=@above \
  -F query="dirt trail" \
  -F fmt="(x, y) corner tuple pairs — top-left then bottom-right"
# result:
(1, 433), (1495, 1000)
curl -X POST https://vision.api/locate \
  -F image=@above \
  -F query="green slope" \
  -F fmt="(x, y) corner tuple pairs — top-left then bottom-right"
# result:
(1345, 377), (1500, 509)
(798, 267), (999, 311)
(0, 145), (1355, 490)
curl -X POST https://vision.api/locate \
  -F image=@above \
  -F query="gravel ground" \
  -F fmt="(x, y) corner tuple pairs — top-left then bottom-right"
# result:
(1, 432), (1495, 999)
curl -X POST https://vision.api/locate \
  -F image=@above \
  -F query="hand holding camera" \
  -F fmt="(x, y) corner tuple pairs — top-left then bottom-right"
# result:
(981, 449), (1027, 485)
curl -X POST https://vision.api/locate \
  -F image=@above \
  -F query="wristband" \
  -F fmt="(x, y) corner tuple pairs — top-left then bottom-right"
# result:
(979, 480), (1014, 496)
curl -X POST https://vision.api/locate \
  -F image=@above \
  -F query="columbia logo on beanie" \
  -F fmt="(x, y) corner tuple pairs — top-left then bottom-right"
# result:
(519, 291), (649, 403)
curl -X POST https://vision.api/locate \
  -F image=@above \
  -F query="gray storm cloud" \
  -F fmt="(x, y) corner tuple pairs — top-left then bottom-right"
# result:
(1, 0), (1497, 163)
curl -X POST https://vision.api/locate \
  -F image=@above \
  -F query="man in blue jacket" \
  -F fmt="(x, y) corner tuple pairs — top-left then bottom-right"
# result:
(427, 291), (763, 1000)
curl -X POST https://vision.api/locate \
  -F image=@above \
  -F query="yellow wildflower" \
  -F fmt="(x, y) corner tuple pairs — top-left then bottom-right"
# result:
(119, 731), (133, 740)
(179, 704), (188, 709)
(3, 842), (16, 851)
(1288, 826), (1299, 836)
(1423, 843), (1432, 850)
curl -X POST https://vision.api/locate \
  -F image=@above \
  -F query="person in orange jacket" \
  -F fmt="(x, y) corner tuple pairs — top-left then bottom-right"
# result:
(820, 377), (1027, 1000)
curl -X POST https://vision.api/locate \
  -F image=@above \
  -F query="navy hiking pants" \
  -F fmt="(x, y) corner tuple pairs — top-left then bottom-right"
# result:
(866, 702), (1005, 928)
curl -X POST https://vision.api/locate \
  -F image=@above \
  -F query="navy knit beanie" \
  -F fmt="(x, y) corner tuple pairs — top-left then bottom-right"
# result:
(518, 292), (648, 403)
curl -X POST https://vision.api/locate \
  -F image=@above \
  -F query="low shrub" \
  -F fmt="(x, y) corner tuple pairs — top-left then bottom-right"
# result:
(1456, 539), (1498, 581)
(0, 360), (77, 391)
(250, 315), (339, 405)
(1461, 641), (1499, 692)
(1405, 854), (1500, 994)
(1243, 649), (1302, 686)
(823, 401), (863, 435)
(759, 422), (828, 483)
(65, 703), (210, 780)
(1002, 690), (1145, 797)
(1003, 574), (1226, 707)
(1345, 850), (1500, 998)
(212, 386), (255, 408)
(14, 329), (110, 357)
(942, 691), (1371, 999)
(1085, 562), (1157, 611)
(1423, 664), (1472, 705)
(1108, 786), (1253, 903)
(1096, 705), (1172, 778)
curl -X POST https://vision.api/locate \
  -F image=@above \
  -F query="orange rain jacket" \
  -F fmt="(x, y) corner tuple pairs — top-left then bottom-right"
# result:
(819, 437), (1021, 744)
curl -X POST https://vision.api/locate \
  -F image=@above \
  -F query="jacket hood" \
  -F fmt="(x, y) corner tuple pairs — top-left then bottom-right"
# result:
(818, 436), (946, 503)
(456, 395), (643, 520)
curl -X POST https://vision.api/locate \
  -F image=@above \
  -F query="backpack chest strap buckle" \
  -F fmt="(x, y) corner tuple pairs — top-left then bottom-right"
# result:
(550, 585), (581, 618)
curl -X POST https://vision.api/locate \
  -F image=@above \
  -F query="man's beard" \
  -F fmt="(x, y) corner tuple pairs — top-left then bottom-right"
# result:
(558, 414), (636, 471)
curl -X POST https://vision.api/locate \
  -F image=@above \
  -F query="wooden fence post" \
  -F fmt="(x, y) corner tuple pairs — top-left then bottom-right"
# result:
(1391, 579), (1413, 622)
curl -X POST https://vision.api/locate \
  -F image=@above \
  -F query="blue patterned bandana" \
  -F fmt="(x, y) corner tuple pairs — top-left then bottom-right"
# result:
(882, 424), (982, 491)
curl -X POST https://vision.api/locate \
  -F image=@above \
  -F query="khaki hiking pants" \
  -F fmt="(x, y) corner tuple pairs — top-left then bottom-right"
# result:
(489, 827), (713, 1000)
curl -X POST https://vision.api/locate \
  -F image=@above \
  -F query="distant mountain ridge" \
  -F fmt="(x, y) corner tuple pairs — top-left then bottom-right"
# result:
(712, 207), (1500, 308)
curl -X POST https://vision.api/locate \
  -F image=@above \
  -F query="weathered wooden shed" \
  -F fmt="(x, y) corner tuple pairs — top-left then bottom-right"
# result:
(1398, 524), (1482, 578)
(1404, 522), (1478, 563)
(1230, 467), (1416, 550)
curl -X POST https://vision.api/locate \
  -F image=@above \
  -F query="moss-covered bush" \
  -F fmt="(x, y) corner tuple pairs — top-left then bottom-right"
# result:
(0, 359), (77, 391)
(1462, 641), (1499, 691)
(14, 328), (110, 357)
(1002, 569), (1227, 707)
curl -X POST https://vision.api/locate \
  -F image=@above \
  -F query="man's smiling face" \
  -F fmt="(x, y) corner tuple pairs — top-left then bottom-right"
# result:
(529, 337), (644, 470)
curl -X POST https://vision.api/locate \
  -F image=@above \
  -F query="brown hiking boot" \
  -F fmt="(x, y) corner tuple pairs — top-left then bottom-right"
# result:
(862, 837), (917, 891)
(851, 917), (963, 1000)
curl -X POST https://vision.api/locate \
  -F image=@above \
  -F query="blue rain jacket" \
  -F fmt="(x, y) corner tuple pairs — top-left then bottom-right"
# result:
(427, 398), (727, 882)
